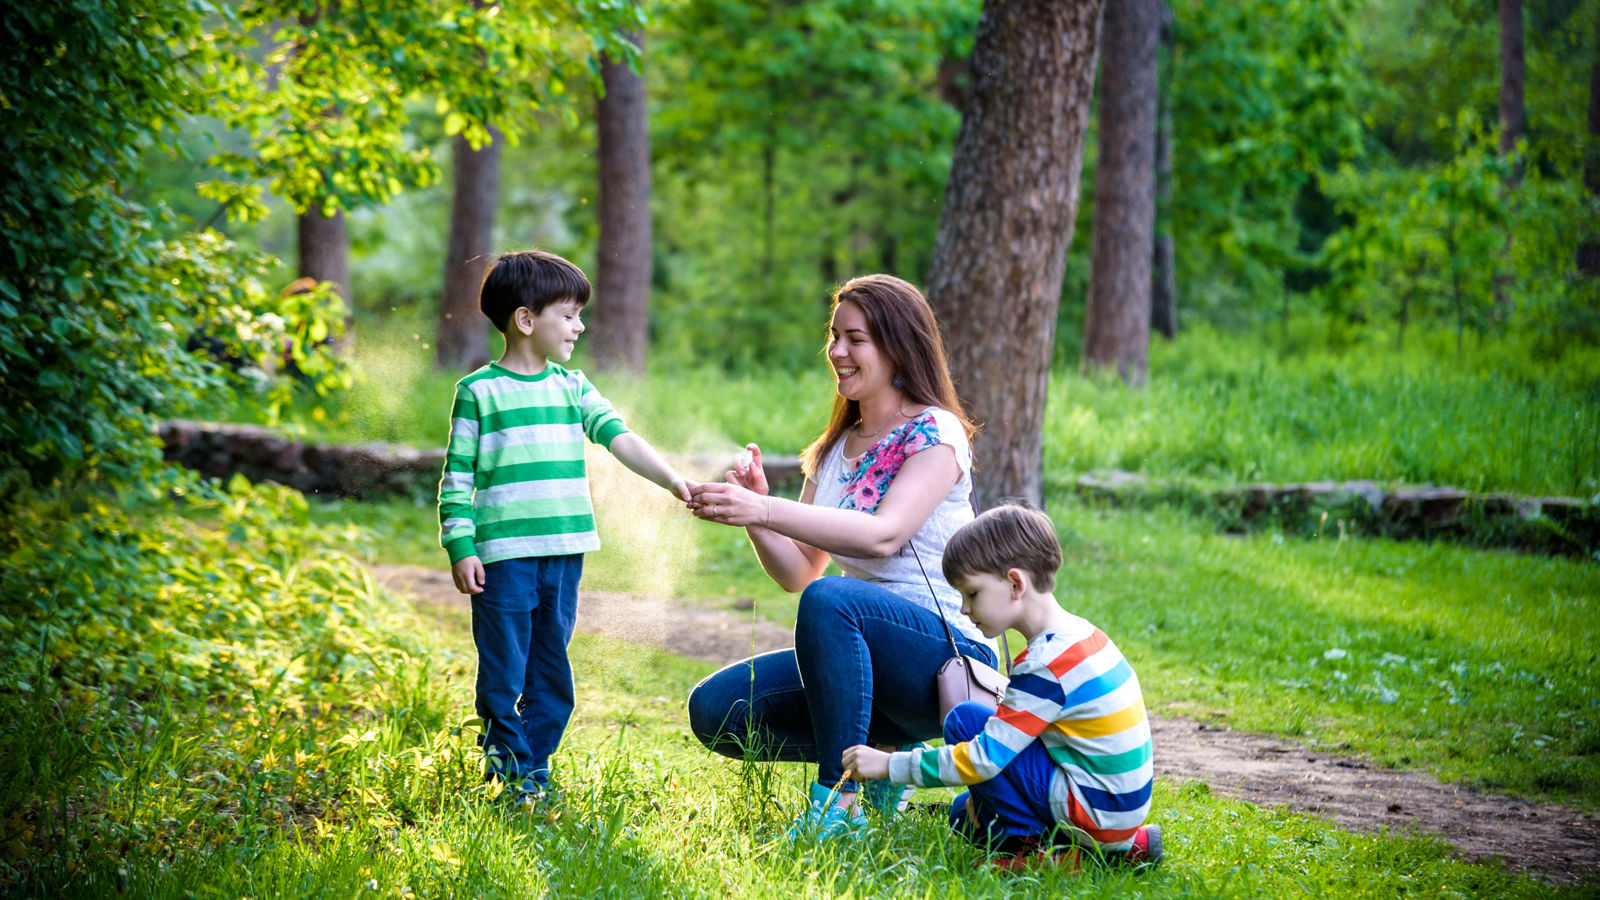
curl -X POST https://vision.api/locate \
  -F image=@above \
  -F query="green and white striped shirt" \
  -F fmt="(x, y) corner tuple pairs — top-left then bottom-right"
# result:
(438, 361), (630, 565)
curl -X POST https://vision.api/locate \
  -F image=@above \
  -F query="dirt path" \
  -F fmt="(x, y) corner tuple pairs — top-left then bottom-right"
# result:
(374, 564), (1598, 886)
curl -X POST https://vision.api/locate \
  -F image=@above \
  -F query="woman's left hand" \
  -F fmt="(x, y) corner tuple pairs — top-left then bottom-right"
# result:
(688, 480), (770, 527)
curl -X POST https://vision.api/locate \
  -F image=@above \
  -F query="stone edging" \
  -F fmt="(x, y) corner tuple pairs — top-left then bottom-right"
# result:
(158, 420), (805, 500)
(1075, 469), (1599, 557)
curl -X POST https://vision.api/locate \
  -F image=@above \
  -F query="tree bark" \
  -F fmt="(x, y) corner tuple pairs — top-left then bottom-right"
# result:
(1499, 0), (1526, 175)
(1579, 5), (1600, 277)
(298, 205), (350, 347)
(926, 0), (1105, 510)
(592, 28), (652, 373)
(436, 130), (500, 370)
(1084, 0), (1160, 384)
(1150, 0), (1176, 341)
(1494, 0), (1525, 316)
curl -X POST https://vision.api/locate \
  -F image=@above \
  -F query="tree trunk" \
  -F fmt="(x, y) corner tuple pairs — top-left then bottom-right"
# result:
(1499, 0), (1526, 175)
(1084, 0), (1160, 384)
(592, 29), (652, 373)
(926, 0), (1105, 511)
(436, 130), (500, 371)
(1579, 6), (1600, 277)
(1150, 1), (1176, 341)
(298, 205), (351, 348)
(1495, 0), (1525, 316)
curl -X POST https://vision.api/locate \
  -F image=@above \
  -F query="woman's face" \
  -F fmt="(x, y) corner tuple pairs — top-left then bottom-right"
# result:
(827, 301), (895, 403)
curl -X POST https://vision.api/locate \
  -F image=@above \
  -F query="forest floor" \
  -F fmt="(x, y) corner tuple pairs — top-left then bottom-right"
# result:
(374, 564), (1600, 886)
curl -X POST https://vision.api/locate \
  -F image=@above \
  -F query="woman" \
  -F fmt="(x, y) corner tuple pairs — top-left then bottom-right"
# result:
(685, 274), (997, 839)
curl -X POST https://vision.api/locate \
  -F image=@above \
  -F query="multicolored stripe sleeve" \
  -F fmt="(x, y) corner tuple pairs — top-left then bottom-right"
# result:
(574, 373), (629, 449)
(438, 382), (480, 563)
(892, 655), (1066, 788)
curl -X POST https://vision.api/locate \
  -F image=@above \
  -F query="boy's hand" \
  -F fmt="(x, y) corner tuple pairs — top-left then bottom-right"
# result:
(452, 556), (486, 595)
(670, 476), (692, 503)
(841, 745), (891, 781)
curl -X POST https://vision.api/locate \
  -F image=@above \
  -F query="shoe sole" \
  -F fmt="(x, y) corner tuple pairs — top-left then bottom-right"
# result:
(1137, 824), (1163, 865)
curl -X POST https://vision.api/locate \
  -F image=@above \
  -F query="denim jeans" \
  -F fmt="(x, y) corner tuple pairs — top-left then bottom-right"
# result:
(687, 575), (998, 787)
(471, 554), (584, 785)
(944, 700), (1060, 847)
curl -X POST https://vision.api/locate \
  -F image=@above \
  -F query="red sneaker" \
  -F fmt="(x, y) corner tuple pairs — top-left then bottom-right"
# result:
(982, 841), (1084, 874)
(1118, 824), (1163, 866)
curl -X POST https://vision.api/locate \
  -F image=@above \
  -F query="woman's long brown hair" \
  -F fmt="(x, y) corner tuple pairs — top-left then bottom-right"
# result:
(800, 274), (977, 479)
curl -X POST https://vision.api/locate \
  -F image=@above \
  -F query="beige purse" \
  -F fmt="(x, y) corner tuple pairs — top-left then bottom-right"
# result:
(910, 543), (1012, 719)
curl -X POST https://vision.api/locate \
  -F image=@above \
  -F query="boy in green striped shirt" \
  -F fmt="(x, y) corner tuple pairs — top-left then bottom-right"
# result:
(438, 250), (689, 801)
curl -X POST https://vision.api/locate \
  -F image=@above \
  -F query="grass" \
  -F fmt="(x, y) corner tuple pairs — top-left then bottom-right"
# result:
(5, 487), (1597, 897)
(309, 473), (1600, 812)
(229, 315), (1599, 499)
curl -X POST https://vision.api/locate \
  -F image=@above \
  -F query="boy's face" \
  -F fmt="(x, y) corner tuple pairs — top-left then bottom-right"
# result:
(518, 298), (585, 363)
(953, 571), (1018, 639)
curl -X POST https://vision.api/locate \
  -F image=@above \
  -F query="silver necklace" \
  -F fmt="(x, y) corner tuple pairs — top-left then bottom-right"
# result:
(856, 403), (915, 439)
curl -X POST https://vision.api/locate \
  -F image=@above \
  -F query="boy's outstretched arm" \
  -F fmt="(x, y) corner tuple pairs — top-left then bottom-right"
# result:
(608, 432), (691, 501)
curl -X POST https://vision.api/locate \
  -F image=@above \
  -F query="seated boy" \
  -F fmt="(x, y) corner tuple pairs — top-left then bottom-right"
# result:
(843, 503), (1160, 867)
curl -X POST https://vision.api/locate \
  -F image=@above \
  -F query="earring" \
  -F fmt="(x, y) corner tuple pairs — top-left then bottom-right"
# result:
(891, 374), (904, 389)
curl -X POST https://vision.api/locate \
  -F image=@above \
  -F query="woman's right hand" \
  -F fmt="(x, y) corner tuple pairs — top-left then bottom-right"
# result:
(727, 442), (769, 496)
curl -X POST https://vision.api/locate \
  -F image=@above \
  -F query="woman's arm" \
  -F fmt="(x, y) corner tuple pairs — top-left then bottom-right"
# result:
(743, 479), (832, 592)
(691, 442), (961, 564)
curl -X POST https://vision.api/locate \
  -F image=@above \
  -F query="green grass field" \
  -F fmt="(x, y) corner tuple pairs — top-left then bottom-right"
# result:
(8, 323), (1598, 896)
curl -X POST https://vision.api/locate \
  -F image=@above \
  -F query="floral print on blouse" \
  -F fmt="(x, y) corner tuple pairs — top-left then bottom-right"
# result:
(834, 411), (944, 514)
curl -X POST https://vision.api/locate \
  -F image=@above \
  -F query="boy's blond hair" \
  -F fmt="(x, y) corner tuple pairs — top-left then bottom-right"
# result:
(942, 503), (1062, 593)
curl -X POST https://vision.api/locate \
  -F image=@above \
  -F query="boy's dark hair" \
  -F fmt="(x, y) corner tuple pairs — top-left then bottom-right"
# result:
(942, 503), (1063, 593)
(479, 249), (591, 333)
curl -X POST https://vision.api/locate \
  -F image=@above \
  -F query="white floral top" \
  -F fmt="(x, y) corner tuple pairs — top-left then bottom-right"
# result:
(810, 407), (987, 646)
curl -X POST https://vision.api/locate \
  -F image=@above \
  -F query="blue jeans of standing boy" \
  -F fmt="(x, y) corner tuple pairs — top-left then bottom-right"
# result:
(686, 575), (998, 788)
(471, 554), (583, 787)
(944, 700), (1062, 848)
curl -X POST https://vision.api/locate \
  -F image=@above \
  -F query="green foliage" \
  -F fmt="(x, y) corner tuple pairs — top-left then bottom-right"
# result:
(0, 0), (348, 493)
(1163, 0), (1367, 327)
(646, 0), (973, 368)
(202, 0), (642, 221)
(0, 475), (472, 893)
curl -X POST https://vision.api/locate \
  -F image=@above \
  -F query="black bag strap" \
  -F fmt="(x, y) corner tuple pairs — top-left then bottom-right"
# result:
(909, 540), (1011, 676)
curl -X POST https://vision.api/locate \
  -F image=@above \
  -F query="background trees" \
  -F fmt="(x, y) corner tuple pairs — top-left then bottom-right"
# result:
(8, 0), (1596, 499)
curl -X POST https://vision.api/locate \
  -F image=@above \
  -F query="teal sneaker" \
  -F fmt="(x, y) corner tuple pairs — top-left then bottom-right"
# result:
(861, 743), (923, 817)
(785, 780), (868, 842)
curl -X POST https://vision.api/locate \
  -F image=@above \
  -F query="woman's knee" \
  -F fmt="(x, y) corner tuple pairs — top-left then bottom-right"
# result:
(797, 575), (857, 627)
(686, 678), (743, 749)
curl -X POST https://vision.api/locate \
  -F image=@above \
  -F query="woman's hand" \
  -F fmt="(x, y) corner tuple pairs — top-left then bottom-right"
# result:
(841, 745), (891, 781)
(688, 479), (771, 527)
(727, 443), (769, 496)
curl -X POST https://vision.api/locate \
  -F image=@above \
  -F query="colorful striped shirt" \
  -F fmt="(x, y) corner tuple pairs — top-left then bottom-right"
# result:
(438, 361), (630, 565)
(887, 616), (1154, 850)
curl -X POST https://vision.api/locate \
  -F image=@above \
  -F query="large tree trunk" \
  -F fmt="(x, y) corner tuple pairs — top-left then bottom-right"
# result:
(1579, 6), (1600, 277)
(926, 0), (1105, 511)
(592, 28), (652, 373)
(298, 206), (351, 347)
(1084, 0), (1160, 384)
(1150, 0), (1176, 341)
(436, 130), (500, 370)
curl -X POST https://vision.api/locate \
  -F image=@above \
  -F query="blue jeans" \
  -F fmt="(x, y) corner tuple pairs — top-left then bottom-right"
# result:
(686, 575), (998, 787)
(470, 554), (583, 785)
(944, 700), (1061, 848)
